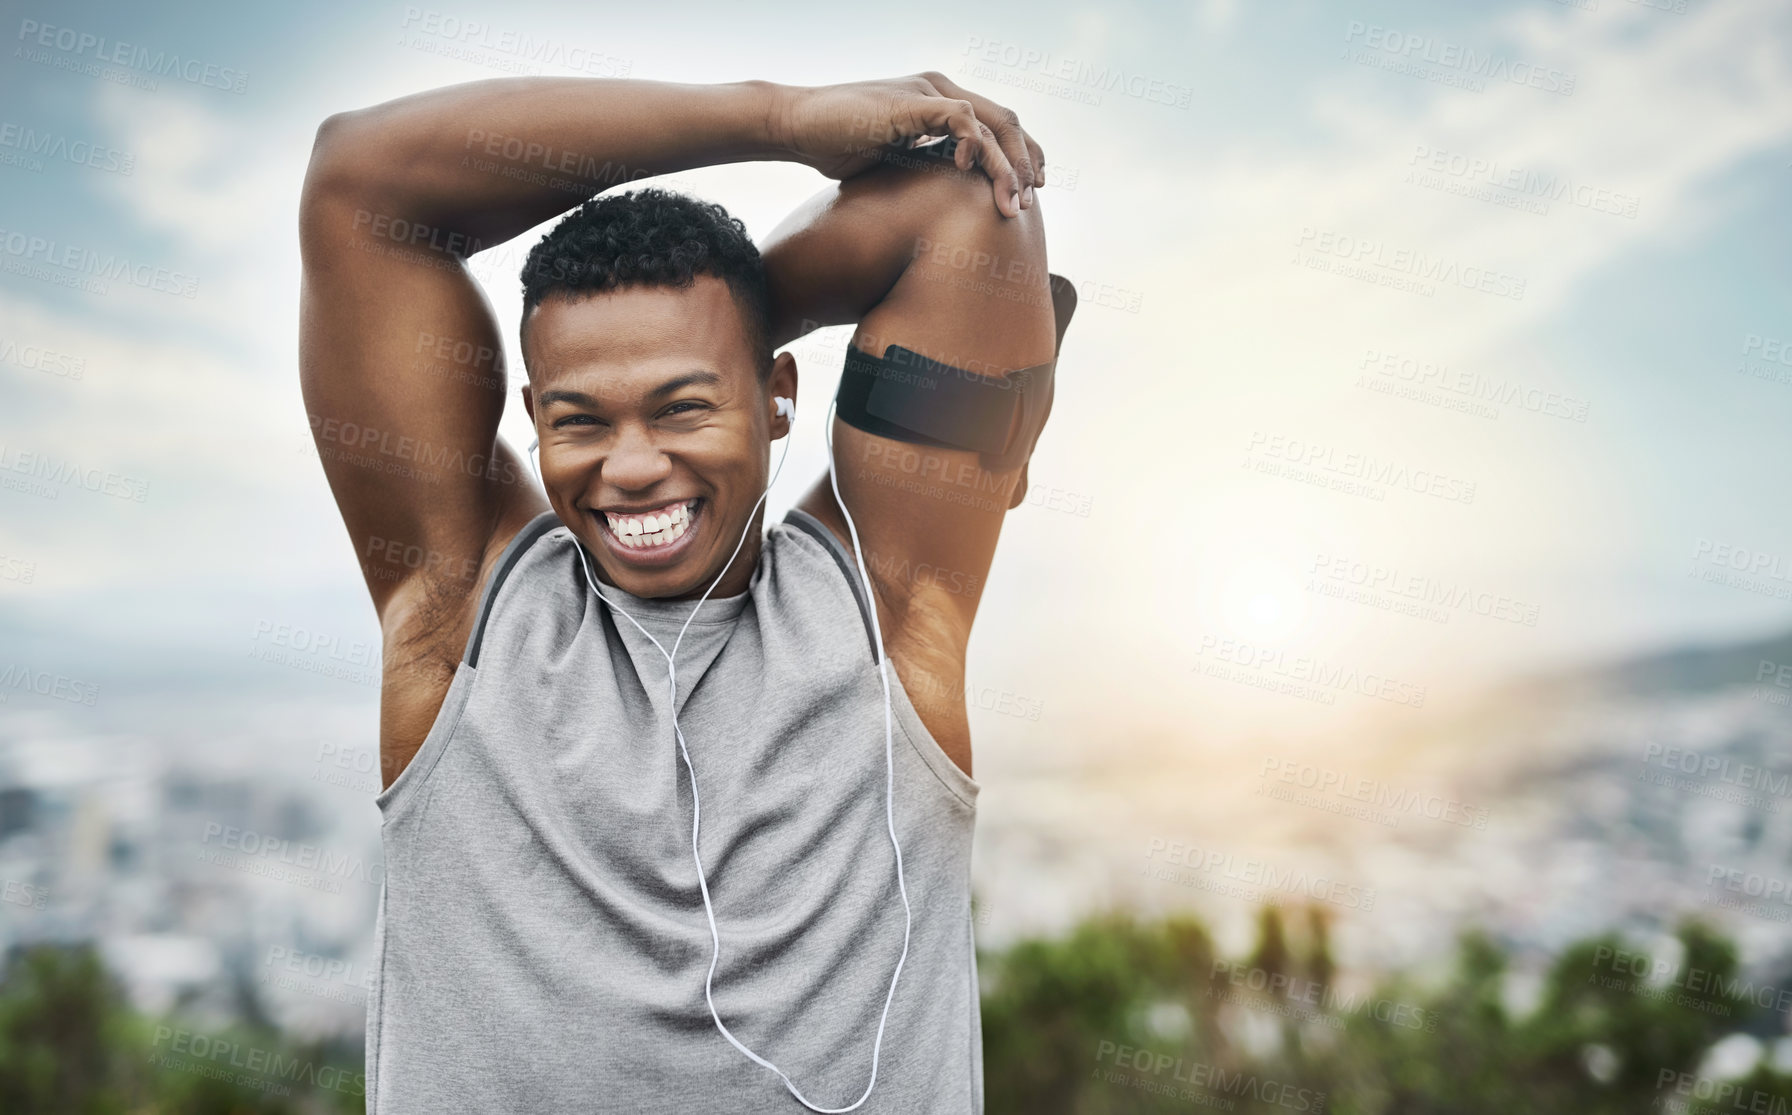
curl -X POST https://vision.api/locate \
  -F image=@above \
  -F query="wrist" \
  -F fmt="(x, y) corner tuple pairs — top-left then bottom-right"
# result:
(745, 79), (799, 159)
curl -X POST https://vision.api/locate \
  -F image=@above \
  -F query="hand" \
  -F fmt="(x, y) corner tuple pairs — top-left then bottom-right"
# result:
(767, 72), (1046, 218)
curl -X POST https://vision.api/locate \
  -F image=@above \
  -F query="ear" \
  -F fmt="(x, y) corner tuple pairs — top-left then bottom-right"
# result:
(768, 350), (798, 440)
(520, 381), (536, 428)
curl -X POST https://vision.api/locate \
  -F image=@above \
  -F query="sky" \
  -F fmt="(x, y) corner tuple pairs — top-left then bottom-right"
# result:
(2, 0), (1790, 768)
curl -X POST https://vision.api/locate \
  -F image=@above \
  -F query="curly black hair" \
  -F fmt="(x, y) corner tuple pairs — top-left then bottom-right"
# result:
(519, 188), (772, 378)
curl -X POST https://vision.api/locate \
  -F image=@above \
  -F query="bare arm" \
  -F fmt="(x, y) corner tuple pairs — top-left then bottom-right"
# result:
(760, 155), (1074, 776)
(299, 79), (787, 627)
(297, 73), (1044, 785)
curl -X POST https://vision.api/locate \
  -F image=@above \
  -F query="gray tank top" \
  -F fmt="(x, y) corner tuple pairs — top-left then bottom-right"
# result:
(365, 508), (983, 1113)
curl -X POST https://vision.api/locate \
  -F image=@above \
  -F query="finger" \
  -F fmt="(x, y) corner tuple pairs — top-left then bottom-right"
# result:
(901, 94), (982, 162)
(988, 111), (1034, 198)
(920, 73), (1037, 191)
(1025, 135), (1046, 190)
(970, 120), (1023, 218)
(900, 94), (1021, 217)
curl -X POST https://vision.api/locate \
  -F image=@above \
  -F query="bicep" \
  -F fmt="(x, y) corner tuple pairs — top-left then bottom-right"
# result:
(298, 181), (546, 621)
(770, 165), (1062, 635)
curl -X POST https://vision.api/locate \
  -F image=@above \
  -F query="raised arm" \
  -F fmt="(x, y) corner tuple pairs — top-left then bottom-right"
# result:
(297, 73), (1043, 785)
(299, 78), (785, 633)
(299, 73), (1043, 613)
(759, 152), (1075, 776)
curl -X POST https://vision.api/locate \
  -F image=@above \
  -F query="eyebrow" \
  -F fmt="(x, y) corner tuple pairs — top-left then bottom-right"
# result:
(537, 370), (723, 410)
(643, 370), (723, 402)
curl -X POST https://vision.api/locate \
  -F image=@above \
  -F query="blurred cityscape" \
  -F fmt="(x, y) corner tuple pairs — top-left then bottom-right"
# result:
(5, 621), (1791, 1064)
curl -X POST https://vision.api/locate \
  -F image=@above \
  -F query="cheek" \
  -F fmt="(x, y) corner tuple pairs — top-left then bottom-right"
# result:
(542, 447), (606, 499)
(690, 431), (763, 487)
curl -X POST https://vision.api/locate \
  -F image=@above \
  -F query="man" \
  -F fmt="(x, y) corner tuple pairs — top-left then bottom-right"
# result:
(298, 71), (1073, 1113)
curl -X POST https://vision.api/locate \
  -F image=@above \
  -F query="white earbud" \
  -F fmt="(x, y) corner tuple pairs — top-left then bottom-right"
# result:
(774, 396), (795, 421)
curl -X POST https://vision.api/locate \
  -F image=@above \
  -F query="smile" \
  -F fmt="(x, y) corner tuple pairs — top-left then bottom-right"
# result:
(596, 497), (701, 559)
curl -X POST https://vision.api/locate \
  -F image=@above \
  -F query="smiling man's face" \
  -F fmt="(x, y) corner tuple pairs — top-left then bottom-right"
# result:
(521, 275), (796, 600)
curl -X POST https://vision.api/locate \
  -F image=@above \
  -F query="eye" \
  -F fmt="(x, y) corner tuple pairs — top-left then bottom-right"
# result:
(661, 401), (707, 417)
(552, 414), (600, 429)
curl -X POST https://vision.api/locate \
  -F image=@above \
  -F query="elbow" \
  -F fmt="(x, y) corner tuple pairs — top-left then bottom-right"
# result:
(301, 109), (368, 211)
(299, 109), (387, 260)
(911, 159), (1047, 263)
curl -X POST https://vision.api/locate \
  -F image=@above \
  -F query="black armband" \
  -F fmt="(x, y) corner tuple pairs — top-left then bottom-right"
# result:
(834, 343), (1055, 473)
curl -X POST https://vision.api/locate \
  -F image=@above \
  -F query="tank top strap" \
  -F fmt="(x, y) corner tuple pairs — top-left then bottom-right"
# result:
(463, 510), (563, 667)
(781, 507), (878, 663)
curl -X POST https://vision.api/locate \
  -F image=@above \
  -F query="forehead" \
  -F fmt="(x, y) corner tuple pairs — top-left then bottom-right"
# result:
(523, 276), (755, 396)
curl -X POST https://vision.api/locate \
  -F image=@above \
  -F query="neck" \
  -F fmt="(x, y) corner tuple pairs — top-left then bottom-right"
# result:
(684, 508), (765, 600)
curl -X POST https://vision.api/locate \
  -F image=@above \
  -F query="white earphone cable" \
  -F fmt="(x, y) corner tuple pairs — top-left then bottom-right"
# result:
(526, 393), (909, 1113)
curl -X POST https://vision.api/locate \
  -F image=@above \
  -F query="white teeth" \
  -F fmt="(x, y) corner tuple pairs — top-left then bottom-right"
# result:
(603, 500), (695, 550)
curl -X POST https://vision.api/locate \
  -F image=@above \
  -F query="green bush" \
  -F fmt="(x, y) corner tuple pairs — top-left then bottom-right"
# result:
(0, 945), (363, 1115)
(980, 906), (1792, 1114)
(5, 908), (1789, 1113)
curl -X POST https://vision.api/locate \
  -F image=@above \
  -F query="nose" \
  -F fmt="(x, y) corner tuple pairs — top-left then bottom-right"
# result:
(601, 420), (673, 493)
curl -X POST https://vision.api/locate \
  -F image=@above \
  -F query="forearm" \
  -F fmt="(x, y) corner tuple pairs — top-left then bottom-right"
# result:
(303, 77), (783, 247)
